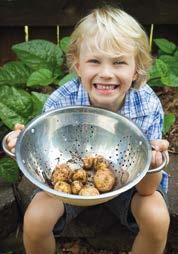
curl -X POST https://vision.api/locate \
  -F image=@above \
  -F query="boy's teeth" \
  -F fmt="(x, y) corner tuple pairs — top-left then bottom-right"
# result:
(96, 84), (116, 90)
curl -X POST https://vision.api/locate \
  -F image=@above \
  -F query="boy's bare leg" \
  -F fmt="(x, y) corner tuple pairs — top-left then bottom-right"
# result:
(131, 191), (170, 254)
(23, 191), (64, 254)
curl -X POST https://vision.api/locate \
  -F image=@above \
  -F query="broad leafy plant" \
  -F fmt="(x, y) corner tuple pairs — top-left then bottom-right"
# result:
(148, 38), (178, 87)
(0, 37), (74, 130)
(0, 37), (75, 182)
(148, 38), (177, 136)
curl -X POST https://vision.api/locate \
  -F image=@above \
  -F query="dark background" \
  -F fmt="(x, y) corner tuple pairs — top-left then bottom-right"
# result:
(1, 0), (178, 65)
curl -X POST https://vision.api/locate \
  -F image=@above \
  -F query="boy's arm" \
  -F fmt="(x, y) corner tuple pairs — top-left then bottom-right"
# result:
(136, 139), (169, 196)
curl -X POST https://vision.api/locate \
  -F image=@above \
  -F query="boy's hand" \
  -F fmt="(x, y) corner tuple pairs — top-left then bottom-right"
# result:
(151, 139), (169, 168)
(6, 123), (25, 153)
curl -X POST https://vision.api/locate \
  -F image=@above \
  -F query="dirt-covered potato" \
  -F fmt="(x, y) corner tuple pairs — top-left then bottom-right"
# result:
(72, 169), (88, 184)
(83, 155), (94, 170)
(54, 181), (71, 193)
(52, 163), (71, 184)
(71, 180), (83, 194)
(93, 169), (115, 192)
(93, 155), (109, 171)
(79, 185), (100, 196)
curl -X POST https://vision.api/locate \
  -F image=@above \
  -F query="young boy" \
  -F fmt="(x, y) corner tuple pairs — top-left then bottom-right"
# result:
(7, 6), (169, 254)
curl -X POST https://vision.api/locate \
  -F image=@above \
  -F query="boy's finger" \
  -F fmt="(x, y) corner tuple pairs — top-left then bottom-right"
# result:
(151, 139), (169, 152)
(6, 130), (21, 142)
(7, 137), (17, 149)
(155, 151), (162, 166)
(151, 150), (156, 166)
(14, 123), (25, 130)
(10, 148), (15, 154)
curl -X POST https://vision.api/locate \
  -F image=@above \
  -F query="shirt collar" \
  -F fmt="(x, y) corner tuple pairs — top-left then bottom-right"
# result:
(75, 79), (90, 106)
(119, 87), (151, 118)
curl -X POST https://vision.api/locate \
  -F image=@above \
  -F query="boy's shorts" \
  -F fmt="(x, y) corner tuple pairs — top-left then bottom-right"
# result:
(33, 185), (168, 236)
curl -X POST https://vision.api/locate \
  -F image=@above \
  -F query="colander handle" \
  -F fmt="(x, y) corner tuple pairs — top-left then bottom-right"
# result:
(2, 131), (17, 159)
(147, 151), (169, 174)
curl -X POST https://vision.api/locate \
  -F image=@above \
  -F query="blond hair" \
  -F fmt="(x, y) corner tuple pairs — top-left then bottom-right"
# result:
(67, 6), (152, 88)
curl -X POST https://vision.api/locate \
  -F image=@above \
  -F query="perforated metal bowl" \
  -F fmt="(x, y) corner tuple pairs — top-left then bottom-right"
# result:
(2, 106), (163, 206)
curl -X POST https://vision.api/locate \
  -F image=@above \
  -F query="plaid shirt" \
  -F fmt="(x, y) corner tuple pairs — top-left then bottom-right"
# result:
(43, 78), (168, 192)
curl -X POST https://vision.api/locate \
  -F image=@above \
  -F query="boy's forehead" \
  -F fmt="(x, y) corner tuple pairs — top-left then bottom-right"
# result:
(80, 40), (135, 59)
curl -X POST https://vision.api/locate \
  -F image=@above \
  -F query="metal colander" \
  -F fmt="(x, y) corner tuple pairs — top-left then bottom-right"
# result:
(3, 106), (165, 206)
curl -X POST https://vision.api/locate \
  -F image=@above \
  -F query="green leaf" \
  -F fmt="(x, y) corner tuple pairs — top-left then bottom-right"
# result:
(58, 73), (76, 86)
(154, 38), (176, 54)
(0, 61), (31, 86)
(53, 67), (64, 84)
(154, 59), (178, 87)
(0, 121), (9, 140)
(155, 59), (169, 77)
(60, 36), (70, 53)
(0, 157), (19, 183)
(163, 113), (176, 135)
(12, 40), (59, 71)
(0, 102), (27, 129)
(174, 50), (178, 57)
(0, 86), (33, 118)
(161, 73), (178, 87)
(148, 64), (160, 80)
(0, 86), (33, 128)
(159, 55), (178, 76)
(148, 78), (165, 87)
(27, 69), (53, 87)
(31, 91), (49, 104)
(31, 91), (49, 116)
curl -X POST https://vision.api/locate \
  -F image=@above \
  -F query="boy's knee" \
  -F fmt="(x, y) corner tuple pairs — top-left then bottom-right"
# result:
(143, 205), (169, 237)
(23, 198), (64, 239)
(23, 207), (51, 238)
(133, 192), (170, 240)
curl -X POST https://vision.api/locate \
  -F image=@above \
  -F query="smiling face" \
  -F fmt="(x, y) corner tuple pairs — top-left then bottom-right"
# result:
(75, 41), (137, 112)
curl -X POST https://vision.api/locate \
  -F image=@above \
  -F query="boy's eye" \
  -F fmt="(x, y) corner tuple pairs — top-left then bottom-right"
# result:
(88, 59), (100, 64)
(114, 61), (126, 65)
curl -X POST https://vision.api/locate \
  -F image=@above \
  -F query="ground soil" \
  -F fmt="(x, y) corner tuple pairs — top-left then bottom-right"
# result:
(155, 87), (178, 154)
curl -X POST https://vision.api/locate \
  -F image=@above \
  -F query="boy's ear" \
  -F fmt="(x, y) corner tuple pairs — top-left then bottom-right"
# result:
(133, 71), (138, 82)
(74, 63), (81, 77)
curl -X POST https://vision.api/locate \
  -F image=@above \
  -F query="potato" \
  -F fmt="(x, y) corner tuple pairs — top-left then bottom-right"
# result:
(54, 181), (71, 194)
(72, 169), (88, 184)
(94, 169), (115, 192)
(79, 185), (100, 196)
(71, 180), (83, 194)
(52, 163), (71, 184)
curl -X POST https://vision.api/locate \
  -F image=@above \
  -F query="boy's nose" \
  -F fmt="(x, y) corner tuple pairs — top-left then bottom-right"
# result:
(98, 66), (114, 79)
